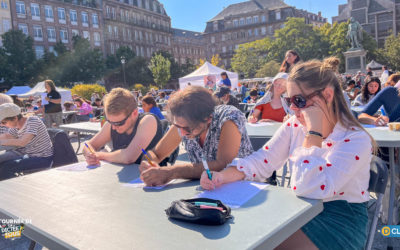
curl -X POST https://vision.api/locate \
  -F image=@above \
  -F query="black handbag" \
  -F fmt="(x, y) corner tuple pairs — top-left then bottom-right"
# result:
(165, 198), (232, 225)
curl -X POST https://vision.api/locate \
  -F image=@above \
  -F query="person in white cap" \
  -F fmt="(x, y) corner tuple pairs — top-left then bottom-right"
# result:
(0, 103), (53, 174)
(0, 93), (13, 135)
(248, 72), (292, 123)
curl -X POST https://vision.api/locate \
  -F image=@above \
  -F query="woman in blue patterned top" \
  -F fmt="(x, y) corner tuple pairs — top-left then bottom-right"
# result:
(139, 86), (253, 186)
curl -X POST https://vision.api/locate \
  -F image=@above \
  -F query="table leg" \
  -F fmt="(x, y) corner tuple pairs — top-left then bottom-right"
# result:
(387, 147), (397, 249)
(75, 132), (81, 154)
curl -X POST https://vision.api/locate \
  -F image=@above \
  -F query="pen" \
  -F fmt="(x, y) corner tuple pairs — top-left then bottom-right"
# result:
(202, 157), (212, 180)
(141, 148), (155, 166)
(380, 107), (386, 116)
(84, 143), (95, 154)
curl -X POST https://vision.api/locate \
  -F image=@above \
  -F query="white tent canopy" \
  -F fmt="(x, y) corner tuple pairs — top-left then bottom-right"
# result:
(18, 81), (72, 104)
(366, 60), (384, 70)
(179, 61), (239, 90)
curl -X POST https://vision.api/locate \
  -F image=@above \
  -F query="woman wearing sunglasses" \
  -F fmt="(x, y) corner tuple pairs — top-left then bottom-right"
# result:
(139, 86), (253, 186)
(83, 88), (163, 165)
(201, 57), (374, 250)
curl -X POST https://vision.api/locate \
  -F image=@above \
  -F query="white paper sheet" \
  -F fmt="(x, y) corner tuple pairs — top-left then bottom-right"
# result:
(56, 161), (100, 171)
(123, 177), (175, 190)
(41, 93), (49, 105)
(247, 122), (275, 127)
(196, 181), (269, 208)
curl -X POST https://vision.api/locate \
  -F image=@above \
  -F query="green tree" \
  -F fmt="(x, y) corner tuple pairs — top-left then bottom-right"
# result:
(378, 34), (400, 71)
(149, 53), (171, 88)
(153, 50), (181, 81)
(255, 61), (280, 77)
(1, 30), (37, 85)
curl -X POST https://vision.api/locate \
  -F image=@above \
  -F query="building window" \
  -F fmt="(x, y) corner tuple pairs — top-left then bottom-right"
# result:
(233, 19), (238, 27)
(248, 29), (252, 36)
(254, 28), (259, 36)
(268, 26), (273, 34)
(239, 18), (244, 26)
(47, 27), (56, 42)
(94, 32), (100, 46)
(211, 36), (215, 43)
(72, 29), (79, 37)
(1, 0), (8, 9)
(18, 23), (28, 35)
(60, 29), (68, 43)
(120, 9), (124, 21)
(213, 21), (218, 31)
(35, 46), (44, 59)
(262, 15), (266, 23)
(83, 31), (90, 40)
(125, 10), (129, 22)
(261, 27), (266, 35)
(222, 46), (226, 53)
(33, 25), (43, 41)
(246, 17), (252, 24)
(30, 3), (40, 20)
(235, 44), (239, 50)
(2, 19), (10, 33)
(58, 8), (66, 24)
(106, 6), (110, 18)
(253, 16), (259, 23)
(70, 10), (77, 24)
(92, 14), (99, 28)
(16, 1), (25, 15)
(48, 46), (56, 56)
(221, 34), (225, 41)
(276, 11), (281, 20)
(110, 42), (115, 54)
(111, 8), (116, 19)
(81, 12), (89, 27)
(45, 6), (53, 21)
(114, 26), (118, 38)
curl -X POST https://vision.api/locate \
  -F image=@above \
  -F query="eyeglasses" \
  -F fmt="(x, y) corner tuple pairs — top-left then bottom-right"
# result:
(173, 123), (198, 134)
(284, 89), (324, 109)
(106, 113), (130, 127)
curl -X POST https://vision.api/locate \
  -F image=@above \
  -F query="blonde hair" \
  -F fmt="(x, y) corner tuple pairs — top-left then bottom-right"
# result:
(104, 88), (137, 116)
(289, 57), (377, 152)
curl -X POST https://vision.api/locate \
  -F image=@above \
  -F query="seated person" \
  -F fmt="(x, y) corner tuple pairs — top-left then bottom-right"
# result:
(242, 88), (258, 103)
(201, 57), (372, 250)
(218, 72), (231, 89)
(63, 101), (78, 124)
(352, 77), (381, 106)
(0, 103), (54, 173)
(345, 80), (360, 101)
(0, 94), (13, 135)
(91, 98), (104, 118)
(139, 86), (254, 186)
(248, 73), (290, 123)
(384, 73), (400, 88)
(358, 85), (400, 126)
(83, 88), (163, 165)
(74, 97), (93, 122)
(141, 95), (165, 120)
(215, 87), (240, 109)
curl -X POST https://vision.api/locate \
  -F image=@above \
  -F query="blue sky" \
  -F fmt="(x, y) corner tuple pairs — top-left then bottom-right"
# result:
(161, 0), (348, 32)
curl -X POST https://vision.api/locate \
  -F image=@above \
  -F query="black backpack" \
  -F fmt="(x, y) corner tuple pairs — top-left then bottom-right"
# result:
(47, 128), (78, 167)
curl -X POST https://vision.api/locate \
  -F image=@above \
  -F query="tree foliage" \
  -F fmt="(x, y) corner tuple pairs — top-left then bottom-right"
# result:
(149, 53), (171, 89)
(378, 34), (400, 71)
(256, 61), (280, 78)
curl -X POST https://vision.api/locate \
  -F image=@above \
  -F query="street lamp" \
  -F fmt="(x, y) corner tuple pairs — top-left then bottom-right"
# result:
(120, 56), (126, 87)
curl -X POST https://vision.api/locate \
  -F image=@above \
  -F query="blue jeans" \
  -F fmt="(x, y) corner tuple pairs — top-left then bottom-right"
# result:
(362, 87), (400, 122)
(0, 154), (53, 180)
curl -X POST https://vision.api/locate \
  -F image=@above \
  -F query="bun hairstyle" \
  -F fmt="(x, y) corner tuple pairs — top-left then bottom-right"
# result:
(289, 57), (377, 151)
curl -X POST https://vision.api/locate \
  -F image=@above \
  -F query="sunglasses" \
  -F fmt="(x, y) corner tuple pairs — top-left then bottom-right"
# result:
(284, 89), (324, 109)
(106, 113), (130, 127)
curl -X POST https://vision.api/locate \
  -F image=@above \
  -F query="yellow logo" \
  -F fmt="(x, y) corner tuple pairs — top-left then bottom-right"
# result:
(382, 226), (391, 236)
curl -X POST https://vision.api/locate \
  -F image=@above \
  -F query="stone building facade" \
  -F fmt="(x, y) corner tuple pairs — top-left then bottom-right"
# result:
(332, 0), (399, 47)
(0, 0), (11, 46)
(9, 0), (104, 58)
(203, 0), (327, 67)
(171, 28), (205, 65)
(102, 0), (172, 58)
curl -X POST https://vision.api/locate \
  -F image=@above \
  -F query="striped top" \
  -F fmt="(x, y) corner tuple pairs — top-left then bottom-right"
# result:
(0, 126), (8, 134)
(9, 116), (53, 158)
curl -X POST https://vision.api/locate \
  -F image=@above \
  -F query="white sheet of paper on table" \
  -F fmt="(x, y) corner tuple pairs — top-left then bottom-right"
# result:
(123, 177), (175, 190)
(56, 161), (100, 171)
(41, 93), (49, 105)
(247, 122), (275, 127)
(196, 181), (269, 208)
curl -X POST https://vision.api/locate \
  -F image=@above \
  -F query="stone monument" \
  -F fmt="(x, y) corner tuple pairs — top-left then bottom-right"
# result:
(343, 17), (367, 74)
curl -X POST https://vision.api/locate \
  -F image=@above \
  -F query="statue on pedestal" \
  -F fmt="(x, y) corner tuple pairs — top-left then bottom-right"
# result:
(346, 17), (363, 50)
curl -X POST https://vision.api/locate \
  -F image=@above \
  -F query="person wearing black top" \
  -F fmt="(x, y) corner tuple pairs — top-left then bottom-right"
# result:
(43, 80), (63, 128)
(83, 88), (163, 165)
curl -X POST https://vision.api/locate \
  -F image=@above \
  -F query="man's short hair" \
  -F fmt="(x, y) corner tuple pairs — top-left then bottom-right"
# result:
(104, 88), (137, 116)
(221, 72), (227, 76)
(249, 89), (258, 96)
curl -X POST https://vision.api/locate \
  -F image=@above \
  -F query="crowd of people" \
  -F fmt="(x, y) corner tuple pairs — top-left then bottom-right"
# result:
(0, 48), (398, 249)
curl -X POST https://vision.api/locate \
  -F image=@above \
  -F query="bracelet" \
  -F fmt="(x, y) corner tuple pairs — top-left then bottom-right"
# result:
(307, 130), (323, 138)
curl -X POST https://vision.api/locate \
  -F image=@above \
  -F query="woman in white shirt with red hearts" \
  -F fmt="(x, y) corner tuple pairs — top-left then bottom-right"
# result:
(201, 57), (374, 250)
